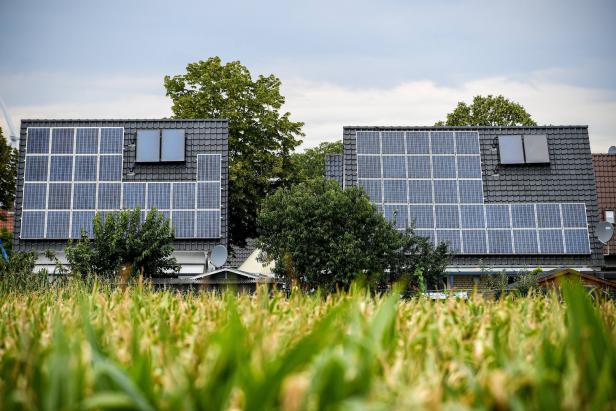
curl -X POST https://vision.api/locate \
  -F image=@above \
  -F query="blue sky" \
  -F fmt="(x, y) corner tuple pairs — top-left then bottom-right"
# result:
(1, 0), (615, 150)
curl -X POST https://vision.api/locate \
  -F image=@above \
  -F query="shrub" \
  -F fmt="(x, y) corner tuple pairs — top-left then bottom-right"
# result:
(65, 208), (179, 279)
(0, 250), (45, 292)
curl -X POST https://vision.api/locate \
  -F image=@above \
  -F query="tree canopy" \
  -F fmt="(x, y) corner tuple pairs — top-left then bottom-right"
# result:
(0, 127), (18, 210)
(164, 57), (304, 246)
(289, 140), (342, 184)
(435, 95), (536, 127)
(257, 178), (449, 293)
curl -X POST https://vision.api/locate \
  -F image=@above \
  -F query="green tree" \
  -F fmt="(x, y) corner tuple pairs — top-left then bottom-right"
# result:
(164, 57), (304, 246)
(289, 140), (343, 184)
(0, 127), (19, 210)
(257, 178), (449, 293)
(436, 95), (537, 127)
(65, 209), (179, 279)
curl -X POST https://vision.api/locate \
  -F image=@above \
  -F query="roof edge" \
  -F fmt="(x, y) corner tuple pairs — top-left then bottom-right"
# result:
(21, 118), (229, 123)
(343, 125), (589, 130)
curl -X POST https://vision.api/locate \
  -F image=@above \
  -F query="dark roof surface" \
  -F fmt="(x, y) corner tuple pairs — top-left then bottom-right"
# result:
(592, 153), (616, 255)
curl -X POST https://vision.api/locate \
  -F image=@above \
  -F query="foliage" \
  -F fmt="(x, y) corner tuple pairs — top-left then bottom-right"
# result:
(0, 127), (19, 210)
(65, 209), (179, 279)
(289, 141), (343, 184)
(0, 227), (12, 258)
(435, 94), (537, 127)
(0, 251), (45, 292)
(257, 178), (448, 292)
(0, 284), (614, 410)
(164, 57), (304, 247)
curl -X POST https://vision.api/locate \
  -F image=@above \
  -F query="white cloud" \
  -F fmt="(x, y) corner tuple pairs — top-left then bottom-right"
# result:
(2, 73), (614, 153)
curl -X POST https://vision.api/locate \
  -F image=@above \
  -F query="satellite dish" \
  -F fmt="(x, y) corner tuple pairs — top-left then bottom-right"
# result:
(210, 244), (228, 268)
(596, 221), (614, 244)
(608, 146), (616, 154)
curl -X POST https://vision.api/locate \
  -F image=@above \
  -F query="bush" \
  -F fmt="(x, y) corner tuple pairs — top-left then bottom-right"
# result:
(257, 178), (448, 293)
(65, 208), (179, 279)
(0, 251), (45, 292)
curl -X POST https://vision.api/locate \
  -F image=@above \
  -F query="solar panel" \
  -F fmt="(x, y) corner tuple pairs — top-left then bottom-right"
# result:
(462, 230), (487, 254)
(383, 180), (407, 203)
(99, 155), (122, 181)
(498, 135), (525, 164)
(432, 156), (456, 178)
(48, 183), (71, 209)
(513, 230), (539, 254)
(173, 182), (196, 209)
(436, 230), (461, 253)
(147, 183), (171, 210)
(486, 205), (511, 228)
(197, 182), (220, 209)
(458, 180), (484, 204)
(161, 129), (185, 161)
(511, 204), (536, 228)
(20, 211), (45, 239)
(382, 156), (406, 178)
(136, 130), (160, 162)
(381, 132), (405, 154)
(172, 210), (195, 238)
(561, 203), (587, 228)
(25, 156), (48, 181)
(460, 205), (485, 228)
(523, 134), (549, 163)
(433, 180), (458, 204)
(536, 204), (561, 228)
(71, 211), (95, 238)
(358, 179), (382, 203)
(76, 128), (98, 154)
(407, 156), (431, 178)
(356, 131), (380, 154)
(46, 211), (70, 238)
(196, 210), (220, 238)
(406, 132), (430, 154)
(73, 183), (96, 209)
(197, 154), (222, 181)
(564, 229), (590, 254)
(23, 183), (47, 209)
(435, 205), (459, 228)
(455, 132), (480, 154)
(100, 128), (123, 154)
(98, 183), (121, 210)
(74, 156), (97, 181)
(430, 132), (455, 154)
(415, 229), (435, 245)
(456, 156), (481, 178)
(384, 204), (408, 229)
(538, 229), (564, 253)
(49, 156), (73, 181)
(51, 128), (74, 154)
(488, 230), (513, 253)
(408, 180), (433, 203)
(27, 128), (50, 154)
(357, 156), (381, 178)
(409, 205), (434, 228)
(123, 183), (146, 209)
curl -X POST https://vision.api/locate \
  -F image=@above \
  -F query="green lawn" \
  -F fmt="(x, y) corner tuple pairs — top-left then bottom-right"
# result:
(0, 282), (614, 410)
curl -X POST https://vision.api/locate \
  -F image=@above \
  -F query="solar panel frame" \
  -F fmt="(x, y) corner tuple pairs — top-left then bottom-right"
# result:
(382, 156), (406, 178)
(380, 131), (405, 154)
(20, 211), (46, 239)
(430, 131), (455, 154)
(196, 210), (221, 238)
(408, 180), (433, 204)
(356, 131), (380, 154)
(172, 210), (195, 238)
(26, 128), (50, 154)
(24, 156), (48, 181)
(22, 183), (47, 210)
(432, 156), (457, 178)
(49, 156), (73, 181)
(46, 211), (70, 239)
(48, 183), (72, 210)
(73, 183), (97, 210)
(75, 128), (99, 154)
(51, 128), (74, 154)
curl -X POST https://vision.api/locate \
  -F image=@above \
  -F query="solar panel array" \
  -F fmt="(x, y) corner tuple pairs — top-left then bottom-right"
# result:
(21, 128), (222, 240)
(356, 130), (591, 254)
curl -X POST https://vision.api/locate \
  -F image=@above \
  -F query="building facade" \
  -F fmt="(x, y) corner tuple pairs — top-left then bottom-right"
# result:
(13, 119), (228, 275)
(327, 126), (603, 286)
(592, 152), (616, 278)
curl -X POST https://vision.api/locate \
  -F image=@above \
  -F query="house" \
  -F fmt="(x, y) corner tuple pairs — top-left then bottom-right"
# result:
(326, 126), (603, 287)
(592, 150), (616, 279)
(507, 268), (616, 298)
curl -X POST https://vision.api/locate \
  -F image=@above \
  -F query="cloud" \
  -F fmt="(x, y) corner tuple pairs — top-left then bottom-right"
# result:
(282, 76), (616, 152)
(2, 73), (614, 153)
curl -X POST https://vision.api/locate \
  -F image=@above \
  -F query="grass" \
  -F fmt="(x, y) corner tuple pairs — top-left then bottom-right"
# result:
(0, 282), (615, 410)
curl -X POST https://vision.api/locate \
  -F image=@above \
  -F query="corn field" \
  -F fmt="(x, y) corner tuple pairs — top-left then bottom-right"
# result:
(0, 282), (615, 410)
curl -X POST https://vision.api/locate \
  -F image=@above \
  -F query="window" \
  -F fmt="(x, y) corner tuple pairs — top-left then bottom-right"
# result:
(136, 129), (185, 162)
(498, 134), (550, 164)
(607, 210), (615, 224)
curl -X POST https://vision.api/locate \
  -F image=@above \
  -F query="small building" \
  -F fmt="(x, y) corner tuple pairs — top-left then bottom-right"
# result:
(508, 268), (616, 298)
(592, 151), (616, 279)
(326, 126), (604, 286)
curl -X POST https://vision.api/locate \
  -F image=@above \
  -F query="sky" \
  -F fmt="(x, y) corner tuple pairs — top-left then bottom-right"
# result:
(0, 0), (615, 151)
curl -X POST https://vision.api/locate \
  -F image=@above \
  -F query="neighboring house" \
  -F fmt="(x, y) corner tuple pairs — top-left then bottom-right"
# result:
(0, 210), (14, 233)
(326, 126), (603, 288)
(592, 151), (616, 279)
(13, 119), (228, 276)
(507, 268), (616, 298)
